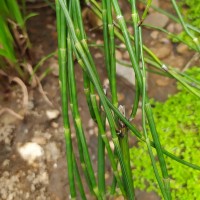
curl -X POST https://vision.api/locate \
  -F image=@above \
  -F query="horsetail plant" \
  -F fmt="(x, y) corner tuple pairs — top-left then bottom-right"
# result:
(55, 1), (76, 198)
(56, 0), (200, 199)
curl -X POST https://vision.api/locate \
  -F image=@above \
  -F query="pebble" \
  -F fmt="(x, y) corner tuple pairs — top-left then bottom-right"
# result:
(150, 31), (159, 39)
(176, 43), (188, 54)
(118, 93), (125, 101)
(88, 118), (95, 128)
(116, 50), (123, 60)
(167, 23), (175, 33)
(160, 38), (170, 44)
(103, 78), (109, 89)
(128, 26), (133, 34)
(105, 173), (109, 180)
(156, 78), (170, 86)
(96, 39), (103, 45)
(157, 46), (171, 59)
(175, 23), (183, 33)
(144, 12), (169, 28)
(116, 63), (135, 85)
(17, 142), (44, 164)
(123, 51), (129, 60)
(89, 129), (94, 136)
(119, 43), (126, 49)
(94, 52), (102, 59)
(46, 109), (60, 120)
(51, 121), (59, 128)
(150, 44), (172, 59)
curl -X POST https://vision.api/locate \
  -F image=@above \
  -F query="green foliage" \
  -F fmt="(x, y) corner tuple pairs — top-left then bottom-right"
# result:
(130, 67), (200, 200)
(0, 0), (36, 78)
(181, 0), (200, 28)
(0, 0), (24, 63)
(171, 0), (200, 50)
(171, 31), (198, 50)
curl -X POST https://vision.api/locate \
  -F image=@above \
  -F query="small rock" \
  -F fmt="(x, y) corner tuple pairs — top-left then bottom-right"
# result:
(150, 31), (159, 39)
(115, 196), (125, 200)
(160, 38), (170, 44)
(175, 23), (183, 33)
(88, 118), (95, 128)
(116, 50), (123, 60)
(91, 33), (96, 38)
(156, 78), (170, 86)
(144, 12), (169, 28)
(157, 46), (171, 59)
(103, 78), (109, 89)
(116, 63), (135, 85)
(119, 43), (126, 49)
(118, 93), (125, 101)
(123, 51), (129, 60)
(167, 23), (175, 33)
(150, 44), (172, 59)
(128, 26), (133, 34)
(89, 129), (94, 136)
(51, 121), (59, 128)
(94, 52), (102, 59)
(105, 173), (109, 180)
(176, 43), (188, 54)
(96, 39), (103, 45)
(17, 142), (44, 164)
(46, 109), (60, 120)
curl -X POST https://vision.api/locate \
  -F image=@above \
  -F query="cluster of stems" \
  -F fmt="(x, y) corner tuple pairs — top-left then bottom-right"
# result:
(56, 0), (200, 199)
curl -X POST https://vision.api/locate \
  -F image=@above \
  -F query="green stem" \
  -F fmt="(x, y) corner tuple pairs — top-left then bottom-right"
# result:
(171, 0), (200, 52)
(67, 36), (101, 199)
(73, 154), (87, 200)
(139, 26), (169, 200)
(55, 0), (76, 198)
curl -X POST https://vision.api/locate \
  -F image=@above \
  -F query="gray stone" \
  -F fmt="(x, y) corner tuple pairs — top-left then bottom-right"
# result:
(144, 12), (169, 28)
(116, 63), (135, 85)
